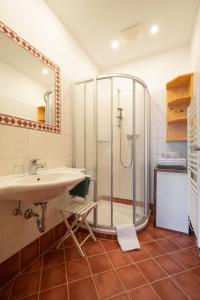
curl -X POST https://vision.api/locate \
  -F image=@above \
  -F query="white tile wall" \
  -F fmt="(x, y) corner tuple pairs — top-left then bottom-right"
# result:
(0, 0), (98, 263)
(0, 97), (73, 262)
(1, 126), (28, 159)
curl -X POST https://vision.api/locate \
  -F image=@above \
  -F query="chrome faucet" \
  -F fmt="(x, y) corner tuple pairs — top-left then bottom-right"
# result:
(29, 159), (46, 175)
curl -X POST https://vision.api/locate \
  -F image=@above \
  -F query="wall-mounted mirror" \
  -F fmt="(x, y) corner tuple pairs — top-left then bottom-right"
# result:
(0, 21), (60, 133)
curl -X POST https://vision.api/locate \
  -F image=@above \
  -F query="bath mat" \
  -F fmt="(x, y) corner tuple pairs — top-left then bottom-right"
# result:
(116, 224), (140, 251)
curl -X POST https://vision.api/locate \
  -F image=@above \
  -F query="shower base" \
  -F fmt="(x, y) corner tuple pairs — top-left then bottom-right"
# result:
(87, 200), (150, 234)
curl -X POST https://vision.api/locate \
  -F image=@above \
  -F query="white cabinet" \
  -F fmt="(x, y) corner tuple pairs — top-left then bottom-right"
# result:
(155, 170), (188, 233)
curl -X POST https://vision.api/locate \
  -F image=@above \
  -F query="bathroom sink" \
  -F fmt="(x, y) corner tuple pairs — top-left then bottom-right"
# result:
(0, 168), (85, 203)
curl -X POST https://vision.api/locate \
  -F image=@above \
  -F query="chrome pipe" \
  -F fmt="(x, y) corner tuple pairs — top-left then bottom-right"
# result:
(94, 77), (98, 227)
(72, 82), (76, 168)
(111, 77), (114, 228)
(24, 203), (47, 233)
(84, 83), (87, 170)
(132, 80), (136, 225)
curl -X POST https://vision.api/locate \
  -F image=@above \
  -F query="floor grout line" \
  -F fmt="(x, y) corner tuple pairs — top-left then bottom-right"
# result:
(105, 291), (129, 299)
(63, 245), (69, 300)
(168, 274), (191, 300)
(99, 240), (131, 300)
(145, 244), (198, 300)
(16, 291), (40, 300)
(5, 243), (198, 299)
(153, 254), (187, 275)
(84, 247), (101, 300)
(7, 279), (15, 300)
(78, 233), (101, 300)
(64, 242), (196, 263)
(132, 255), (169, 298)
(16, 258), (199, 296)
(113, 261), (165, 299)
(37, 253), (43, 300)
(17, 284), (67, 298)
(128, 282), (162, 300)
(67, 274), (93, 285)
(146, 284), (162, 300)
(3, 227), (198, 300)
(8, 244), (199, 289)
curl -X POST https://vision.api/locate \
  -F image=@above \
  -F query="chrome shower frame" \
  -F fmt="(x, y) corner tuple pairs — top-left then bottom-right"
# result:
(72, 73), (150, 234)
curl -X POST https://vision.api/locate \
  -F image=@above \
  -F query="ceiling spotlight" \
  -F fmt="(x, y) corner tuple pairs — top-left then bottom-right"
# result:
(150, 25), (159, 35)
(111, 40), (119, 49)
(42, 68), (49, 75)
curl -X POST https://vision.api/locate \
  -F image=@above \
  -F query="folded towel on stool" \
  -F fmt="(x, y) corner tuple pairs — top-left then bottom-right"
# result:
(69, 176), (90, 198)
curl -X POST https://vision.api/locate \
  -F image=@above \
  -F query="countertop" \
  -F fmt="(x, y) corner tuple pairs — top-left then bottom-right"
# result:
(154, 166), (187, 173)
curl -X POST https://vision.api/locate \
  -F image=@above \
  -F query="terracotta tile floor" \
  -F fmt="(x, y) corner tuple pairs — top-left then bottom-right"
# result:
(1, 225), (200, 300)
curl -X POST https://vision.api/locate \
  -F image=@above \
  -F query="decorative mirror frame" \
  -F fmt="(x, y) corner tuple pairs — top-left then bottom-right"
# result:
(0, 21), (61, 133)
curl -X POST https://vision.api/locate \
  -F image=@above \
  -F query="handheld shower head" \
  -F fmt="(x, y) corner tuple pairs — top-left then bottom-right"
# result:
(44, 89), (54, 103)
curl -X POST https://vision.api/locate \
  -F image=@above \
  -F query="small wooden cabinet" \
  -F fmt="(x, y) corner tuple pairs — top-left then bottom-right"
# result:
(166, 73), (193, 142)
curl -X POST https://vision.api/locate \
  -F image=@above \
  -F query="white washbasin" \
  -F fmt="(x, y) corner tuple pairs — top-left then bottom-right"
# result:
(0, 167), (85, 203)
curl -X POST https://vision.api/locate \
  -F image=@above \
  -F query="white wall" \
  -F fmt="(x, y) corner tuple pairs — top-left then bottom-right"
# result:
(102, 45), (191, 201)
(190, 3), (200, 71)
(0, 0), (98, 263)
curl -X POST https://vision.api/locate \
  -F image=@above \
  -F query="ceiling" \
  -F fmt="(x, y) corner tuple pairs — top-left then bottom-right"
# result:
(46, 0), (200, 69)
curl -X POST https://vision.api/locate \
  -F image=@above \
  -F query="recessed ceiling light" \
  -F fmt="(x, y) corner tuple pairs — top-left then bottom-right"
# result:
(111, 40), (119, 49)
(150, 25), (159, 35)
(42, 68), (48, 75)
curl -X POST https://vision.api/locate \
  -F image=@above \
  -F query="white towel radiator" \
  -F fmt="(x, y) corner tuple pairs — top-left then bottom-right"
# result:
(188, 75), (200, 249)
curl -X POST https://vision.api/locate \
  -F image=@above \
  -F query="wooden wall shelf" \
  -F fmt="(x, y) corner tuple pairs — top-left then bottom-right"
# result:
(167, 138), (187, 142)
(37, 106), (45, 123)
(168, 96), (190, 106)
(168, 118), (187, 124)
(166, 73), (193, 142)
(166, 73), (193, 88)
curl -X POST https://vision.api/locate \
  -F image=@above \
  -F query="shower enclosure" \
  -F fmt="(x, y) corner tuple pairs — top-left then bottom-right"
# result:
(73, 74), (150, 233)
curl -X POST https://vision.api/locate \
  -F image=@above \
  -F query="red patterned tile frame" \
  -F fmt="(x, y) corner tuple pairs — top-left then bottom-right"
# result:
(0, 21), (61, 133)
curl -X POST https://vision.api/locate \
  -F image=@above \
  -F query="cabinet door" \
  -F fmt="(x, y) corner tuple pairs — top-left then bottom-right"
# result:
(156, 172), (188, 233)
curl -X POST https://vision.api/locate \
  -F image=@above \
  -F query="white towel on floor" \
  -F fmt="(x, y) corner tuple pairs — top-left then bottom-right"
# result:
(116, 224), (140, 252)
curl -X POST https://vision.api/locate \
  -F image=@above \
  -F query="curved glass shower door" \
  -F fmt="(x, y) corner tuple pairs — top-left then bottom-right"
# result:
(96, 78), (112, 227)
(73, 74), (150, 231)
(73, 80), (96, 225)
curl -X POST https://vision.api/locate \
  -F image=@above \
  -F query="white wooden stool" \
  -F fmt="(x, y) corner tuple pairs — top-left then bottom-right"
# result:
(56, 198), (97, 257)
